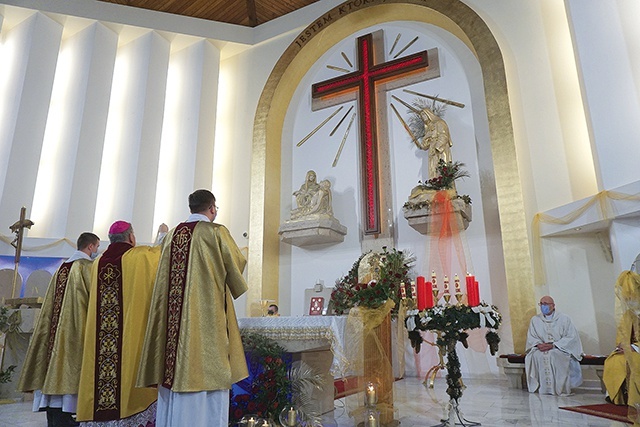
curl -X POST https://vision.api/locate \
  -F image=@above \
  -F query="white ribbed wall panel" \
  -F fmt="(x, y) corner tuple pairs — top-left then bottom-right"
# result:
(0, 12), (62, 225)
(31, 23), (118, 238)
(64, 23), (119, 239)
(193, 41), (220, 193)
(94, 31), (170, 240)
(566, 0), (640, 190)
(154, 40), (220, 229)
(130, 32), (170, 240)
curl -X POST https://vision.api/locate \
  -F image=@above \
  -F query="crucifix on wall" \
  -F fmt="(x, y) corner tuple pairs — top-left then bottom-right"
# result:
(310, 30), (440, 245)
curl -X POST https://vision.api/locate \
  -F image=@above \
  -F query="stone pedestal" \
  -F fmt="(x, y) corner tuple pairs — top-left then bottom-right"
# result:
(403, 197), (472, 235)
(279, 216), (347, 247)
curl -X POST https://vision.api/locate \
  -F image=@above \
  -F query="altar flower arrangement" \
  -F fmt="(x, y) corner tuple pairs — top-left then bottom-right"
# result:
(404, 303), (502, 401)
(229, 333), (323, 427)
(330, 247), (415, 317)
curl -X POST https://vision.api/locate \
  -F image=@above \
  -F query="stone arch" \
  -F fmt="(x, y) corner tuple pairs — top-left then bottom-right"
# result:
(248, 0), (534, 350)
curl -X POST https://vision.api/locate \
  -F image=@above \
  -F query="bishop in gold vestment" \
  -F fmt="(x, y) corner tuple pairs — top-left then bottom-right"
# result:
(76, 221), (164, 426)
(137, 190), (248, 427)
(17, 233), (100, 427)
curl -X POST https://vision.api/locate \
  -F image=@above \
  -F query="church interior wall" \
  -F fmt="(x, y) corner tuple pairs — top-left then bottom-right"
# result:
(0, 0), (638, 366)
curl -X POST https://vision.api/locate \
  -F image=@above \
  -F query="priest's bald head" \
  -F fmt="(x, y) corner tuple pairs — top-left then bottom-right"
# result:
(108, 220), (136, 246)
(189, 189), (218, 221)
(539, 295), (555, 316)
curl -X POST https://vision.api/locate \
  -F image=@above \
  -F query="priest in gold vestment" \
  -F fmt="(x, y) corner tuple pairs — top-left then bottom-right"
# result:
(603, 270), (640, 410)
(137, 189), (249, 427)
(77, 221), (166, 426)
(17, 232), (100, 427)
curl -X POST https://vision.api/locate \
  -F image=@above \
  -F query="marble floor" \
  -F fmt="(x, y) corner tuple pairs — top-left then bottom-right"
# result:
(0, 378), (631, 426)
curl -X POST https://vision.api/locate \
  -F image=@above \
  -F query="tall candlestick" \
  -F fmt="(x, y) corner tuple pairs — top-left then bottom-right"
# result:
(416, 276), (427, 310)
(443, 275), (451, 304)
(454, 274), (463, 304)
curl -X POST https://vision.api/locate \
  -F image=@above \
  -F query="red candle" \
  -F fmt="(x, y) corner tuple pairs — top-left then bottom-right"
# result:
(474, 280), (480, 306)
(425, 281), (434, 308)
(466, 274), (476, 306)
(416, 276), (427, 310)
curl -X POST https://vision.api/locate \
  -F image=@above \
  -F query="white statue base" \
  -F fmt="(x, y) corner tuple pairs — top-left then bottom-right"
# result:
(402, 189), (472, 235)
(278, 216), (347, 247)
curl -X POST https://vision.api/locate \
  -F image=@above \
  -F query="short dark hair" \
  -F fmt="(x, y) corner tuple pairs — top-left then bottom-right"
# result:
(189, 189), (216, 214)
(77, 232), (100, 250)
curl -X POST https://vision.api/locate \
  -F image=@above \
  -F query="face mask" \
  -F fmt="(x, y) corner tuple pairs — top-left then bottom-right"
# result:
(540, 304), (552, 315)
(90, 251), (99, 260)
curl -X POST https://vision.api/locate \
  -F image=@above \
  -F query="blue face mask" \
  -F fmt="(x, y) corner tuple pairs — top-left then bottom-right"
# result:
(90, 251), (99, 260)
(540, 304), (552, 315)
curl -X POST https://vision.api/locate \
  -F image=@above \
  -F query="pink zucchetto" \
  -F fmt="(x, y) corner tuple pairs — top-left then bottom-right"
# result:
(109, 220), (131, 235)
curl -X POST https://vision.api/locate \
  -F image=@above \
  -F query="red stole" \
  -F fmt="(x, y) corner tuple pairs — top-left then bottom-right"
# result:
(93, 242), (131, 421)
(46, 261), (73, 366)
(162, 221), (197, 389)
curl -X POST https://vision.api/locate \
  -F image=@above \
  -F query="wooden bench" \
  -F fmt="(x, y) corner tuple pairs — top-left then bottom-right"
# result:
(497, 353), (607, 392)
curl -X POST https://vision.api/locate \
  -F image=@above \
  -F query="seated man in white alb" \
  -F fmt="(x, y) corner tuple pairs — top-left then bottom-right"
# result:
(525, 295), (584, 395)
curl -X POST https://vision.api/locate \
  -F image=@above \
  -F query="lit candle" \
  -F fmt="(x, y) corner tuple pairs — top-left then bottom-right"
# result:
(247, 417), (257, 427)
(287, 408), (297, 426)
(443, 275), (450, 292)
(416, 276), (427, 310)
(465, 273), (476, 306)
(367, 413), (378, 427)
(365, 382), (377, 406)
(261, 420), (270, 427)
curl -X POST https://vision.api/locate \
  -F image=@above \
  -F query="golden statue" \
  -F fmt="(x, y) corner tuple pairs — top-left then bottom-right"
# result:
(414, 107), (453, 180)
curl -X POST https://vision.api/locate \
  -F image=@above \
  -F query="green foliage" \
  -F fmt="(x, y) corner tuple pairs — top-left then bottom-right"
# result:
(405, 303), (502, 403)
(417, 159), (470, 191)
(330, 247), (415, 317)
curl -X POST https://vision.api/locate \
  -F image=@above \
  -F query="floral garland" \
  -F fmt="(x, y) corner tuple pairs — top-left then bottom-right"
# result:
(330, 247), (415, 317)
(404, 303), (502, 402)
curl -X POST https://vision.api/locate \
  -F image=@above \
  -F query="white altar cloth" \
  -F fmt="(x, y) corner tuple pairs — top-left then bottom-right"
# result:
(237, 316), (349, 378)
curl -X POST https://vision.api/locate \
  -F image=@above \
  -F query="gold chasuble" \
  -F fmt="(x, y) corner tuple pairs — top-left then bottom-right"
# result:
(17, 258), (92, 394)
(77, 243), (161, 422)
(137, 222), (249, 392)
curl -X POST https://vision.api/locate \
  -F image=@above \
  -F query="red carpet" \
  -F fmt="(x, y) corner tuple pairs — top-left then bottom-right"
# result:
(334, 376), (361, 399)
(560, 403), (636, 424)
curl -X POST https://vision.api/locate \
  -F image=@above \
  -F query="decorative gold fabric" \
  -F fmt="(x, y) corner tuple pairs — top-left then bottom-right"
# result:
(17, 259), (92, 394)
(77, 245), (161, 422)
(137, 222), (249, 392)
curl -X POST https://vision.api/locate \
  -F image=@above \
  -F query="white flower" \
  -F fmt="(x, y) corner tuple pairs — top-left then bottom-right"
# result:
(406, 316), (416, 331)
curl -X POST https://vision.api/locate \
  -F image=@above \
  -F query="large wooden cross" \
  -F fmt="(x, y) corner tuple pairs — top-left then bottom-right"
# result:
(311, 30), (439, 237)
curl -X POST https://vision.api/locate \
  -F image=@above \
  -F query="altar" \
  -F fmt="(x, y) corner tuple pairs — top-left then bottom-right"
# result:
(238, 316), (349, 415)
